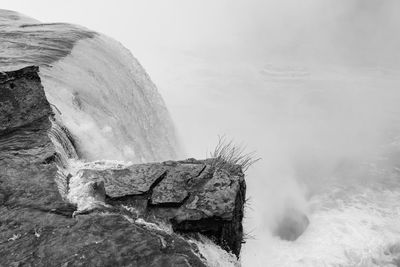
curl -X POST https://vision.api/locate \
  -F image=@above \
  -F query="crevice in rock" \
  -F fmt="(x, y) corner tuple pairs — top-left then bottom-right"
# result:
(147, 170), (169, 195)
(149, 193), (191, 208)
(41, 153), (57, 164)
(106, 170), (168, 210)
(186, 165), (207, 186)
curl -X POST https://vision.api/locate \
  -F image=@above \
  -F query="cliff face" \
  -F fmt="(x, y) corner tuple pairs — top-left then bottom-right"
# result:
(0, 67), (244, 266)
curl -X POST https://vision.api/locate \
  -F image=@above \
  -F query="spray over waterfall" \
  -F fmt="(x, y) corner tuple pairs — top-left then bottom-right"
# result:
(3, 3), (400, 265)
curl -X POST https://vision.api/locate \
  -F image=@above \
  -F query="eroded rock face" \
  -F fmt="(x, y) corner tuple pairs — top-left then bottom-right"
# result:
(0, 66), (245, 265)
(79, 163), (167, 197)
(0, 66), (60, 209)
(79, 159), (246, 256)
(0, 66), (207, 266)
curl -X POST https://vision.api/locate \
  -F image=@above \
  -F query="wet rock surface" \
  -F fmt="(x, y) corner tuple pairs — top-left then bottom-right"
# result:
(0, 66), (245, 266)
(82, 159), (246, 256)
(79, 163), (168, 198)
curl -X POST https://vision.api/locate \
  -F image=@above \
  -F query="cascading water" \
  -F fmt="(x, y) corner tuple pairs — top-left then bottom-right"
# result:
(6, 5), (400, 266)
(48, 115), (79, 201)
(48, 117), (78, 166)
(0, 9), (182, 163)
(0, 5), (179, 219)
(0, 9), (238, 265)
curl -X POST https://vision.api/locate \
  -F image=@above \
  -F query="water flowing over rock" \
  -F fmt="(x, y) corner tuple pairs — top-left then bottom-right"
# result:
(0, 66), (244, 265)
(80, 158), (246, 256)
(0, 9), (182, 163)
(0, 10), (246, 266)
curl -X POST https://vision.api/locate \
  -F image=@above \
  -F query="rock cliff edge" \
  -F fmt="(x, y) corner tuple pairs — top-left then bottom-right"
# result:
(0, 66), (245, 266)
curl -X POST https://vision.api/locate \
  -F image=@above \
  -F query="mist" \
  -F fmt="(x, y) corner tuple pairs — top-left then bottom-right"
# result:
(136, 1), (400, 265)
(3, 0), (400, 265)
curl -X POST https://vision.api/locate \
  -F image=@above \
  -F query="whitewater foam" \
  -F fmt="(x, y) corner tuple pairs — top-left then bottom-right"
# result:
(242, 165), (400, 267)
(189, 235), (240, 267)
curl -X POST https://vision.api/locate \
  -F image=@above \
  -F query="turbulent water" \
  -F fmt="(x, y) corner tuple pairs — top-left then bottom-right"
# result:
(3, 7), (400, 267)
(142, 49), (400, 266)
(241, 66), (400, 267)
(0, 9), (240, 266)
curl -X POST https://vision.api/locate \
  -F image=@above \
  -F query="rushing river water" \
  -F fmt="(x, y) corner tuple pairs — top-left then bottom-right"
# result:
(3, 6), (400, 266)
(144, 52), (400, 266)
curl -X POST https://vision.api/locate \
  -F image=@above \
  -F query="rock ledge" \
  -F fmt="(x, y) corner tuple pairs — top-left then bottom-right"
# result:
(0, 66), (246, 266)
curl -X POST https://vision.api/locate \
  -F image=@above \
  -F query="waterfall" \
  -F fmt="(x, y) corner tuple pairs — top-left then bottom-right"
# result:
(0, 9), (241, 265)
(46, 114), (78, 201)
(0, 9), (183, 164)
(48, 116), (78, 167)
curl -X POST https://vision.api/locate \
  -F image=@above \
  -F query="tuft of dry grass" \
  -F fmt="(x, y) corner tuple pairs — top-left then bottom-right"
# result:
(210, 135), (260, 173)
(242, 229), (256, 244)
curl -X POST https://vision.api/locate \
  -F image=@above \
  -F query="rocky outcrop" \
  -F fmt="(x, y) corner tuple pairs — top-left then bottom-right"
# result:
(79, 158), (246, 256)
(0, 66), (245, 266)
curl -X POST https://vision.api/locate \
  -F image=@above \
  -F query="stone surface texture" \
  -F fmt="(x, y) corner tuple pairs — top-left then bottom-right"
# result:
(0, 66), (246, 266)
(81, 158), (246, 256)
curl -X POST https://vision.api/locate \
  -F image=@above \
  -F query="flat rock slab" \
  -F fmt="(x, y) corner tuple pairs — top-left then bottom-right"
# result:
(78, 163), (167, 198)
(90, 159), (246, 256)
(0, 66), (211, 266)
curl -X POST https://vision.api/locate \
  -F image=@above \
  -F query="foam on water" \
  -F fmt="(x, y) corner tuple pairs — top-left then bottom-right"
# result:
(189, 235), (240, 267)
(143, 48), (400, 265)
(242, 160), (400, 267)
(4, 8), (400, 266)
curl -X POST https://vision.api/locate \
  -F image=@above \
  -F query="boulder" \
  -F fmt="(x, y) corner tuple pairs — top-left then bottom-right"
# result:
(79, 159), (246, 256)
(0, 66), (245, 266)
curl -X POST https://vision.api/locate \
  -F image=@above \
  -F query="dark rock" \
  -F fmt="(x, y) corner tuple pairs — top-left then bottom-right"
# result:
(151, 163), (205, 205)
(0, 212), (206, 267)
(0, 66), (245, 265)
(82, 160), (246, 256)
(0, 66), (49, 131)
(0, 66), (60, 209)
(79, 163), (167, 198)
